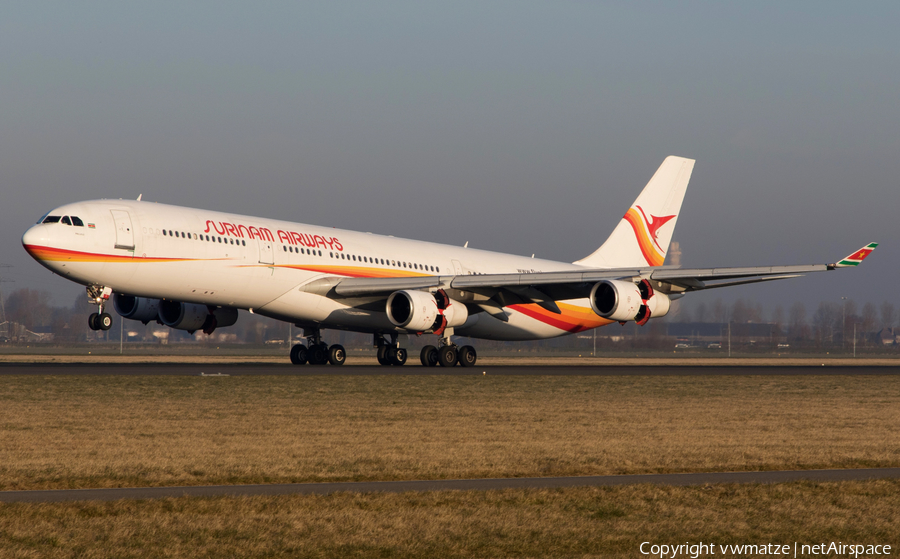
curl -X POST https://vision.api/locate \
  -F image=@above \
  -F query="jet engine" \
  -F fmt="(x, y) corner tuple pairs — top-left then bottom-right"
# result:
(158, 300), (238, 334)
(590, 279), (670, 324)
(386, 289), (468, 334)
(113, 294), (161, 324)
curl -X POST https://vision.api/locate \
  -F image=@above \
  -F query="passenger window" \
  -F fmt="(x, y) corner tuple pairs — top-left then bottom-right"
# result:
(71, 216), (84, 227)
(61, 216), (72, 226)
(283, 246), (288, 252)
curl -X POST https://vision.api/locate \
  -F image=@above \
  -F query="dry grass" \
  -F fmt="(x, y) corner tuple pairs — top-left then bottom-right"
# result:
(0, 481), (898, 558)
(1, 375), (899, 490)
(0, 352), (899, 365)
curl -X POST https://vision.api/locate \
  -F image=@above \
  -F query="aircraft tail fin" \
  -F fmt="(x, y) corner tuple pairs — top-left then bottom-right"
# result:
(574, 156), (695, 268)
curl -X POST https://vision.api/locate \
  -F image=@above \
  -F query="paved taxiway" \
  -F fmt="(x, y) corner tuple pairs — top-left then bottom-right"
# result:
(1, 363), (898, 375)
(2, 468), (899, 503)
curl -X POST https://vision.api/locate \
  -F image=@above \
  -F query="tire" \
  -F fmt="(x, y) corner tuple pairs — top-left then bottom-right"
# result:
(328, 344), (346, 366)
(458, 345), (477, 367)
(420, 345), (438, 367)
(290, 344), (308, 365)
(88, 313), (100, 331)
(391, 347), (408, 366)
(308, 344), (328, 365)
(438, 345), (458, 367)
(98, 313), (113, 331)
(377, 345), (391, 366)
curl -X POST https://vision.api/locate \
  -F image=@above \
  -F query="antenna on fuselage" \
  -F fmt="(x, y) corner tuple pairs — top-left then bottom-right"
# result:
(136, 194), (143, 201)
(464, 241), (468, 248)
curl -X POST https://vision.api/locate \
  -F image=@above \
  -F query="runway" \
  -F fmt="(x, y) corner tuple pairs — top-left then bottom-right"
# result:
(0, 363), (898, 376)
(2, 468), (899, 503)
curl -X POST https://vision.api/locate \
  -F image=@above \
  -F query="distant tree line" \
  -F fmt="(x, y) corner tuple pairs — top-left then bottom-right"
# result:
(1, 288), (897, 350)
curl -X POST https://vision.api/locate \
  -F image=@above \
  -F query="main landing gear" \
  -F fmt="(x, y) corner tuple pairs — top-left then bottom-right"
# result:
(86, 285), (114, 331)
(419, 329), (477, 368)
(289, 328), (345, 366)
(375, 333), (408, 366)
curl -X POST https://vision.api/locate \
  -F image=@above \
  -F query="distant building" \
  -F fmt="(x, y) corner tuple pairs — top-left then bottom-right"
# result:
(877, 328), (899, 346)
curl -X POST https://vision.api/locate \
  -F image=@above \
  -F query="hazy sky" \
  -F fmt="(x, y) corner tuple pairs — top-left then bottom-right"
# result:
(1, 2), (897, 316)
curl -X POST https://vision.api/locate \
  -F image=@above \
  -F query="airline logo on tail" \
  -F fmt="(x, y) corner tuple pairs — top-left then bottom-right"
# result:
(622, 205), (676, 266)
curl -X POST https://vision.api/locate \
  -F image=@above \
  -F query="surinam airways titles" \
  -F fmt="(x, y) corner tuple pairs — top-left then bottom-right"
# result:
(203, 219), (344, 252)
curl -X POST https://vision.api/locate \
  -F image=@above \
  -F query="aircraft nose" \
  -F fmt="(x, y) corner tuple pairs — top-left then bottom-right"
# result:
(22, 224), (49, 257)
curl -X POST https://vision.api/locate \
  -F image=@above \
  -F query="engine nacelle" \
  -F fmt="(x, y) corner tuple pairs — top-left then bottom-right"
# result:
(159, 301), (210, 331)
(590, 279), (671, 323)
(386, 290), (468, 333)
(113, 294), (160, 324)
(158, 301), (239, 334)
(645, 290), (671, 319)
(590, 280), (643, 321)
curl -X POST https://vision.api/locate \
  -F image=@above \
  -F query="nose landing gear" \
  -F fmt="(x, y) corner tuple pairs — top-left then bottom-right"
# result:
(86, 286), (114, 331)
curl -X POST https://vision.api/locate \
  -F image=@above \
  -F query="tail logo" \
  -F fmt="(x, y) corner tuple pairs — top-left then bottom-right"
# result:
(623, 205), (676, 266)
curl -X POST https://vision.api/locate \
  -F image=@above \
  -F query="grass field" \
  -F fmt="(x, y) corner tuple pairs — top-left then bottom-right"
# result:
(1, 374), (898, 490)
(1, 481), (898, 558)
(2, 374), (899, 557)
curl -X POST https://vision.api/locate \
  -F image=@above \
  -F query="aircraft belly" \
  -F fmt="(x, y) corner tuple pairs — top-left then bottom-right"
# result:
(458, 300), (610, 341)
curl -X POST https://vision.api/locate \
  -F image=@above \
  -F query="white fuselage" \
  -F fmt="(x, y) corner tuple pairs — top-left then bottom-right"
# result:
(22, 199), (612, 340)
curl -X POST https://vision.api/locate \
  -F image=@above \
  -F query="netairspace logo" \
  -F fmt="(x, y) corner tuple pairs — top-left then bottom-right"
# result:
(640, 541), (892, 558)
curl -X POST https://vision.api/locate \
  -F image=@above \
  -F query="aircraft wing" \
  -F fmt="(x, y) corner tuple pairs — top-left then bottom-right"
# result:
(317, 243), (877, 318)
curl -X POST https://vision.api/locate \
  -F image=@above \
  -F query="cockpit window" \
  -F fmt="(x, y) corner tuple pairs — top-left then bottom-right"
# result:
(61, 216), (72, 226)
(42, 216), (61, 224)
(71, 216), (84, 227)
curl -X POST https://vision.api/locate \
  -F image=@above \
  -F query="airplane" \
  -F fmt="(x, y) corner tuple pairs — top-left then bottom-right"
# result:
(21, 156), (877, 367)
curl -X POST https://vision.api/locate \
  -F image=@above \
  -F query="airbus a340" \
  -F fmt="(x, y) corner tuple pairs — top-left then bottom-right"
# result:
(22, 156), (876, 367)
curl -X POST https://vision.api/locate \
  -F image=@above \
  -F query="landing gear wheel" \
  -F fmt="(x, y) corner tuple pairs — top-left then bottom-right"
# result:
(308, 343), (328, 365)
(98, 313), (113, 331)
(458, 345), (477, 367)
(290, 344), (308, 365)
(377, 345), (391, 366)
(389, 347), (408, 366)
(438, 345), (458, 367)
(328, 344), (346, 366)
(420, 345), (439, 367)
(88, 313), (100, 331)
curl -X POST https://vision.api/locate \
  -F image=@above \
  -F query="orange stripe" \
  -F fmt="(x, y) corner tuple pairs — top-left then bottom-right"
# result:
(24, 245), (225, 264)
(623, 208), (664, 266)
(510, 302), (610, 333)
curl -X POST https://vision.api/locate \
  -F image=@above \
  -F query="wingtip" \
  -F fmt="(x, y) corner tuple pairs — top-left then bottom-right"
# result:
(833, 242), (878, 268)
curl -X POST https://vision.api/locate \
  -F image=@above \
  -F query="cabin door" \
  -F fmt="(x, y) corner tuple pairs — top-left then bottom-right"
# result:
(258, 238), (274, 265)
(110, 210), (135, 251)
